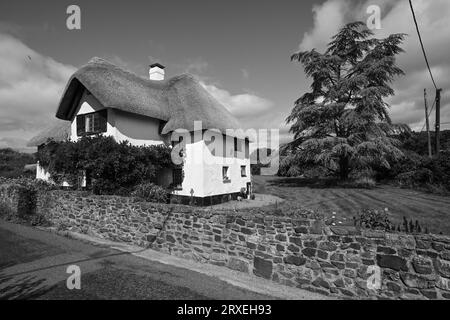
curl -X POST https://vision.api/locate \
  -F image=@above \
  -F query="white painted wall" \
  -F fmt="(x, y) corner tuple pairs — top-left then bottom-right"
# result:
(173, 137), (205, 197)
(35, 161), (79, 187)
(70, 90), (165, 147)
(45, 89), (252, 199)
(36, 161), (51, 181)
(173, 132), (251, 198)
(114, 109), (164, 146)
(202, 135), (251, 197)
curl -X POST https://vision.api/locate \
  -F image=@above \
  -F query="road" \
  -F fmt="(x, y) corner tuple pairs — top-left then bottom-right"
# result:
(0, 221), (276, 300)
(0, 220), (326, 300)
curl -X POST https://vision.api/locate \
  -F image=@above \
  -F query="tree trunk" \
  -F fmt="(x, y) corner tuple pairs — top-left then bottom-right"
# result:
(339, 157), (350, 181)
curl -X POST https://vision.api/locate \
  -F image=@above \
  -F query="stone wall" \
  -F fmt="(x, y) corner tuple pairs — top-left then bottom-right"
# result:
(2, 186), (450, 300)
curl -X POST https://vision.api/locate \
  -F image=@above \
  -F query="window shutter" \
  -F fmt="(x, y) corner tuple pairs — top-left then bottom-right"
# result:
(98, 109), (108, 133)
(76, 115), (85, 136)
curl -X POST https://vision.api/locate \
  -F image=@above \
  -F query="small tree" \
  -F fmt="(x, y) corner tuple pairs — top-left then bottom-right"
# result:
(287, 21), (408, 180)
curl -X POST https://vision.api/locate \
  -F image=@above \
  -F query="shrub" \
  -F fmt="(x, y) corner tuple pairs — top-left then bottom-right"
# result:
(131, 182), (169, 203)
(353, 208), (393, 231)
(345, 176), (376, 189)
(0, 179), (51, 226)
(0, 202), (13, 218)
(37, 135), (181, 195)
(391, 217), (429, 234)
(0, 148), (35, 179)
(169, 196), (182, 205)
(374, 149), (450, 193)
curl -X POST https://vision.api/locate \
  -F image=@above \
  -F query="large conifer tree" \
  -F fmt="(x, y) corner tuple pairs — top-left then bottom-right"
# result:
(287, 21), (408, 180)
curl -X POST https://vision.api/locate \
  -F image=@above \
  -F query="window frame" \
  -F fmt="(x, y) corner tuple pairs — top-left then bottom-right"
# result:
(222, 166), (230, 183)
(76, 109), (107, 137)
(241, 165), (247, 177)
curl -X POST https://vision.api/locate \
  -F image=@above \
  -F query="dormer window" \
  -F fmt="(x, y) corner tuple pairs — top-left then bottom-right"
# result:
(76, 110), (107, 136)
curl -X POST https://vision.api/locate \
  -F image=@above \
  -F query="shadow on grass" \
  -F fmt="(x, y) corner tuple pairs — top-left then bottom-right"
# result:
(0, 274), (56, 300)
(257, 176), (377, 190)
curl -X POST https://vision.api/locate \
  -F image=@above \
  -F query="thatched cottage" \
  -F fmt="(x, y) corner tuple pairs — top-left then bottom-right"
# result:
(28, 58), (252, 205)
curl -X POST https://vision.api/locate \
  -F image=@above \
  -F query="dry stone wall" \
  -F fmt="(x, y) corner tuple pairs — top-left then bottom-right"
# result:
(2, 186), (450, 300)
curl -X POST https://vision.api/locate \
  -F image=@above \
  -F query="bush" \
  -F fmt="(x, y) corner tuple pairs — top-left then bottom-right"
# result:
(373, 149), (450, 193)
(0, 179), (51, 226)
(0, 148), (35, 179)
(353, 208), (393, 231)
(0, 177), (55, 191)
(343, 176), (376, 189)
(37, 135), (181, 195)
(131, 182), (169, 203)
(239, 187), (247, 199)
(0, 202), (13, 218)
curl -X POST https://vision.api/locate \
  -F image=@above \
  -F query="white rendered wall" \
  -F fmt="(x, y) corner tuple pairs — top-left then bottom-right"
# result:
(172, 137), (205, 197)
(202, 135), (251, 197)
(36, 162), (77, 187)
(174, 132), (251, 198)
(113, 109), (164, 146)
(36, 161), (51, 181)
(70, 90), (165, 147)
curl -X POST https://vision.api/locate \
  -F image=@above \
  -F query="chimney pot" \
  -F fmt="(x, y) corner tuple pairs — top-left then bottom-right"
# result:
(149, 63), (165, 81)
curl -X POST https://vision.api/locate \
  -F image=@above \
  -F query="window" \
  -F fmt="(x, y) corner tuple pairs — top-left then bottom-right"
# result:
(233, 137), (242, 156)
(241, 165), (247, 177)
(245, 138), (249, 159)
(222, 166), (230, 183)
(76, 110), (107, 136)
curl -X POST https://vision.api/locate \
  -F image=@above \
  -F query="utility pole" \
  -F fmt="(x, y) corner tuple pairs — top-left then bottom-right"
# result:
(435, 88), (442, 156)
(424, 89), (432, 158)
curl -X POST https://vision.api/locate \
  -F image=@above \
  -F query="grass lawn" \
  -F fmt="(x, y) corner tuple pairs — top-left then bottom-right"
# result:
(252, 175), (450, 235)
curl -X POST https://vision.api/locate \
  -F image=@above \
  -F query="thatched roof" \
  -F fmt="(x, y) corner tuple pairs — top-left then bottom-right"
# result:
(27, 121), (71, 147)
(55, 57), (242, 135)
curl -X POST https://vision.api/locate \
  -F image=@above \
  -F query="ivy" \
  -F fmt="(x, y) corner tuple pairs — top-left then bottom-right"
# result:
(37, 135), (182, 195)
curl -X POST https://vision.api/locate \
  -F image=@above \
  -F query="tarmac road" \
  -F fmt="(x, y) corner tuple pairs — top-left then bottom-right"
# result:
(0, 220), (327, 300)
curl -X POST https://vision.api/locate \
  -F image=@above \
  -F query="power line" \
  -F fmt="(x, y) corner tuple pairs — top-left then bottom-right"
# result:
(408, 0), (438, 89)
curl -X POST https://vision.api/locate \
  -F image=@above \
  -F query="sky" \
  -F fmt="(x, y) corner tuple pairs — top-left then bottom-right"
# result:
(0, 0), (449, 150)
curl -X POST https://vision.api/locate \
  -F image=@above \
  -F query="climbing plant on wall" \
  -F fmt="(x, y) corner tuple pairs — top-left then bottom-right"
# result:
(37, 135), (182, 195)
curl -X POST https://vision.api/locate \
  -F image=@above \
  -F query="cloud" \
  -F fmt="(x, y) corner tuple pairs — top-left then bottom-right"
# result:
(0, 32), (75, 148)
(297, 0), (450, 131)
(200, 82), (274, 122)
(241, 68), (249, 80)
(299, 0), (349, 52)
(185, 58), (209, 75)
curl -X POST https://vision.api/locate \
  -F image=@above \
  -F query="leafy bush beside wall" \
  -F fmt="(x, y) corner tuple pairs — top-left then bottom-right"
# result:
(37, 135), (182, 196)
(0, 148), (35, 178)
(132, 182), (169, 203)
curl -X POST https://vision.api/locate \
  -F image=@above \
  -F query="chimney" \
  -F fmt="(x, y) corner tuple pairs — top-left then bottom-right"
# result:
(149, 63), (165, 81)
